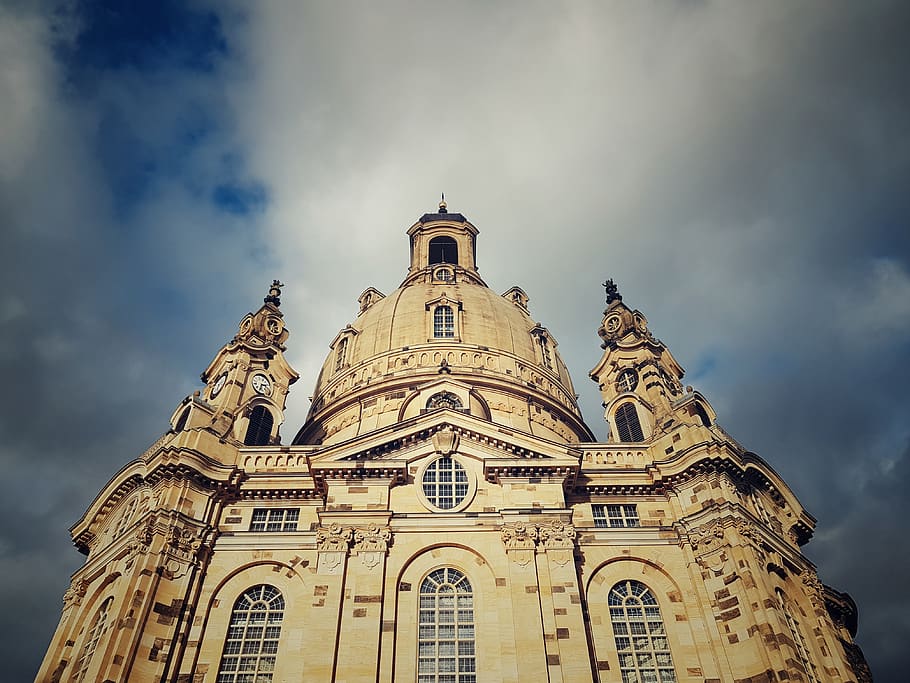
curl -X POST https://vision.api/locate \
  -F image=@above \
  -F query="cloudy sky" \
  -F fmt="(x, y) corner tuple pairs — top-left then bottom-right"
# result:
(2, 1), (908, 680)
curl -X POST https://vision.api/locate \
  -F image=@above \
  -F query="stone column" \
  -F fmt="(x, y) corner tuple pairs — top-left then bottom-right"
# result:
(500, 521), (548, 682)
(333, 523), (392, 683)
(536, 520), (593, 682)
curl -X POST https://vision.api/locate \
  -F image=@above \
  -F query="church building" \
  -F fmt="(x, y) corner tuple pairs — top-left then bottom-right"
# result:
(38, 203), (870, 682)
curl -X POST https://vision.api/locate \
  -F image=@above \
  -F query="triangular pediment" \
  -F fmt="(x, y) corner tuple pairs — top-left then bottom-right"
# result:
(307, 409), (581, 470)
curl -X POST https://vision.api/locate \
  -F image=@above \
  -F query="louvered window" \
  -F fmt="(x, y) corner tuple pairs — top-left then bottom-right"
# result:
(217, 585), (284, 683)
(614, 403), (644, 442)
(244, 406), (273, 446)
(434, 306), (455, 338)
(609, 580), (676, 683)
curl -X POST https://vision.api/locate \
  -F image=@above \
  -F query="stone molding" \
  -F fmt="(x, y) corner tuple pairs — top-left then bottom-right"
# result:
(501, 521), (576, 565)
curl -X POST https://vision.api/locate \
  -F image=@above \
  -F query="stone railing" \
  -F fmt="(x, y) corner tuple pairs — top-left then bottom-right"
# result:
(576, 444), (653, 469)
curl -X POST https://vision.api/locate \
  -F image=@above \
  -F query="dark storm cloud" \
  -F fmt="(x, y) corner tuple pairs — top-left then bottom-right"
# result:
(2, 1), (908, 681)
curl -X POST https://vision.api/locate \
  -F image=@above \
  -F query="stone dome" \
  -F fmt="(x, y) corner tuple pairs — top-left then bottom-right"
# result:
(293, 208), (593, 446)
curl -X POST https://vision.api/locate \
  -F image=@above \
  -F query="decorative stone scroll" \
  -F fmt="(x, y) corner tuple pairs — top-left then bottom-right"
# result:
(685, 521), (729, 575)
(501, 521), (576, 566)
(432, 426), (459, 455)
(801, 570), (824, 609)
(162, 522), (209, 580)
(125, 516), (156, 570)
(353, 524), (393, 570)
(62, 578), (88, 610)
(316, 524), (353, 575)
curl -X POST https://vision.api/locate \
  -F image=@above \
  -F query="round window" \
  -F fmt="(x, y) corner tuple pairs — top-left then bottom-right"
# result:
(420, 456), (472, 511)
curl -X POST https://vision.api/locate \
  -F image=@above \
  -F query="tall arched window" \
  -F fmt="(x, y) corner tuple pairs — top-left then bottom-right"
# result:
(418, 568), (475, 683)
(614, 403), (644, 442)
(537, 335), (553, 370)
(334, 337), (348, 373)
(244, 406), (274, 446)
(74, 597), (113, 682)
(429, 236), (458, 265)
(434, 306), (455, 338)
(776, 590), (820, 682)
(608, 580), (676, 683)
(218, 585), (285, 683)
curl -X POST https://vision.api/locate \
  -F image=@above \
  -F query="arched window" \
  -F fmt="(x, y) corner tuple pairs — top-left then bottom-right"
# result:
(244, 406), (274, 446)
(776, 590), (820, 682)
(537, 335), (553, 370)
(608, 580), (676, 683)
(218, 585), (285, 683)
(174, 407), (190, 432)
(74, 597), (113, 682)
(426, 392), (463, 411)
(694, 403), (711, 428)
(429, 236), (458, 265)
(335, 337), (348, 373)
(418, 568), (475, 682)
(434, 306), (455, 338)
(614, 403), (644, 442)
(113, 497), (139, 538)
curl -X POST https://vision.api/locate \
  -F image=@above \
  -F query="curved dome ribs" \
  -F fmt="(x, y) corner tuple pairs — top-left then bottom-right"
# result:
(294, 209), (593, 446)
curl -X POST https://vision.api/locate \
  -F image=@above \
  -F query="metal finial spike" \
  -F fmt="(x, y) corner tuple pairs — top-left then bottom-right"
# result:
(438, 192), (447, 213)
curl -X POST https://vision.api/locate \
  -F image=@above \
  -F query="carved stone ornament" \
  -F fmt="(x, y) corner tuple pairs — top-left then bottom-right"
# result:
(63, 578), (88, 609)
(687, 522), (726, 554)
(162, 523), (207, 579)
(801, 570), (824, 608)
(501, 522), (538, 551)
(732, 518), (762, 545)
(353, 524), (392, 553)
(538, 520), (576, 550)
(316, 524), (353, 553)
(432, 427), (460, 455)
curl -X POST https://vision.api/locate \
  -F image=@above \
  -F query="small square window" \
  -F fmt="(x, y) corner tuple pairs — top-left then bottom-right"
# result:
(249, 508), (299, 532)
(593, 503), (640, 528)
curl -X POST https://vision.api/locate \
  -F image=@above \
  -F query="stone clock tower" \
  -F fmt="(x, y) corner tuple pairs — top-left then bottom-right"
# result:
(37, 203), (871, 683)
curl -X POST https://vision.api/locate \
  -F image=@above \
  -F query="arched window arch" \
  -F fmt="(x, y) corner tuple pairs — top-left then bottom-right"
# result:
(74, 596), (113, 682)
(174, 407), (190, 432)
(694, 402), (711, 428)
(608, 580), (676, 682)
(776, 589), (820, 682)
(429, 236), (458, 265)
(537, 335), (553, 370)
(434, 306), (455, 338)
(218, 585), (285, 683)
(113, 497), (139, 539)
(334, 336), (348, 373)
(426, 392), (463, 411)
(614, 403), (644, 442)
(418, 568), (475, 682)
(244, 406), (274, 446)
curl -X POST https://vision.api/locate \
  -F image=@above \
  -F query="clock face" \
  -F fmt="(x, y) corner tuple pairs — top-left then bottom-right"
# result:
(251, 373), (272, 396)
(211, 373), (228, 399)
(266, 317), (282, 335)
(605, 315), (621, 333)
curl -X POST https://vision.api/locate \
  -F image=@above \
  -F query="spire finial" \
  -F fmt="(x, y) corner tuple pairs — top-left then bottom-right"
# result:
(265, 280), (284, 306)
(438, 192), (447, 213)
(603, 278), (622, 305)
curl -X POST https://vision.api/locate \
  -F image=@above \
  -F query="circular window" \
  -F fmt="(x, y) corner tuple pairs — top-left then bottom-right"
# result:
(434, 267), (454, 281)
(420, 456), (473, 511)
(616, 368), (638, 392)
